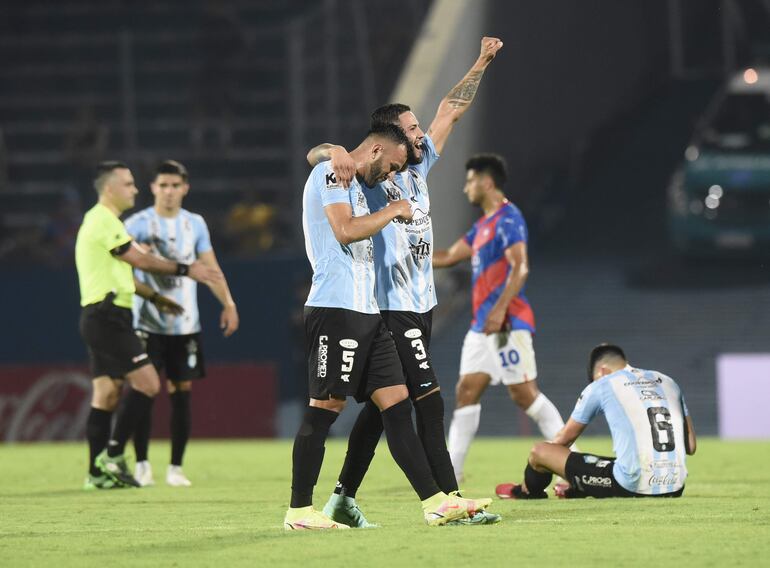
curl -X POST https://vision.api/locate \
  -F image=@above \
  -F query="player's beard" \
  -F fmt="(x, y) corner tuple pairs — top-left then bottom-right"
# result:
(406, 141), (424, 165)
(365, 161), (386, 187)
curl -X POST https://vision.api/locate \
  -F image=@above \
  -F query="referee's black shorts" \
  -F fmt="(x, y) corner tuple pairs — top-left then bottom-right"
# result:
(80, 298), (150, 379)
(381, 310), (438, 399)
(304, 307), (404, 403)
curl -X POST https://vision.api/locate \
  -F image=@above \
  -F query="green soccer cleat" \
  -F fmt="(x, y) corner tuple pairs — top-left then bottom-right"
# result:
(95, 450), (141, 488)
(322, 494), (378, 528)
(446, 510), (503, 526)
(83, 473), (127, 490)
(283, 506), (351, 530)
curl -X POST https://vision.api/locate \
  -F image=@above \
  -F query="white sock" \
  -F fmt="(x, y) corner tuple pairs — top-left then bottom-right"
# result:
(525, 393), (565, 441)
(447, 404), (481, 481)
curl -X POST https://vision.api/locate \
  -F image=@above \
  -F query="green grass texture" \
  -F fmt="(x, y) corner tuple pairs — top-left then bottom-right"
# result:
(1, 438), (768, 567)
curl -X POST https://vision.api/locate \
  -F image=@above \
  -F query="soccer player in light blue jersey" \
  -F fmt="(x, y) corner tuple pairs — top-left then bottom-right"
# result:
(125, 160), (239, 487)
(495, 344), (697, 499)
(306, 37), (504, 527)
(286, 123), (491, 530)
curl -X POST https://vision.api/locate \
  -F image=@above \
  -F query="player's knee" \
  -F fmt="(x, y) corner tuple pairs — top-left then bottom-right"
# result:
(528, 442), (549, 467)
(455, 382), (480, 407)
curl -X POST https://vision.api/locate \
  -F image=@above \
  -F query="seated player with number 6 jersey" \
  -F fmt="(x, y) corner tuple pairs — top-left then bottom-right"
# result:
(495, 344), (697, 499)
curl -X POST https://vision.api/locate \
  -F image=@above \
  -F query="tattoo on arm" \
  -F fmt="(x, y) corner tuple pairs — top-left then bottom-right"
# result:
(447, 70), (484, 109)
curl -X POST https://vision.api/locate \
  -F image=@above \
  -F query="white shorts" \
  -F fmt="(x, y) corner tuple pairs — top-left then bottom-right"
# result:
(458, 329), (537, 386)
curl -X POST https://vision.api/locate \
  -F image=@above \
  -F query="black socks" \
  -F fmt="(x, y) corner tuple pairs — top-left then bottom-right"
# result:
(290, 406), (339, 508)
(107, 389), (153, 458)
(170, 391), (191, 466)
(334, 400), (383, 498)
(381, 398), (440, 501)
(523, 463), (552, 497)
(86, 407), (112, 476)
(415, 392), (457, 494)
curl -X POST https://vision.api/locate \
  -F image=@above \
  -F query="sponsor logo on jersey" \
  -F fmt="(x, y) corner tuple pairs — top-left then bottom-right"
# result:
(624, 378), (663, 387)
(339, 339), (359, 349)
(409, 237), (431, 262)
(404, 328), (422, 339)
(639, 389), (664, 401)
(317, 335), (328, 378)
(649, 472), (679, 486)
(581, 475), (612, 487)
(325, 172), (339, 187)
(383, 181), (401, 201)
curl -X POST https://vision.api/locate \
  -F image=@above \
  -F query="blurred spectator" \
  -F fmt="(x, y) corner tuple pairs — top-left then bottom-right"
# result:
(40, 189), (83, 267)
(224, 190), (276, 254)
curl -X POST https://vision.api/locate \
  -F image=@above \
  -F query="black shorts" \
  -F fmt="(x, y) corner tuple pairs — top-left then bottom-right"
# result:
(79, 299), (150, 379)
(135, 331), (205, 381)
(304, 307), (404, 403)
(564, 452), (684, 498)
(381, 310), (438, 399)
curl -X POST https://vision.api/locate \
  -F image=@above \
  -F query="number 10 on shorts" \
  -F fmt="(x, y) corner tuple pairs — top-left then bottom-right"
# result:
(498, 348), (520, 368)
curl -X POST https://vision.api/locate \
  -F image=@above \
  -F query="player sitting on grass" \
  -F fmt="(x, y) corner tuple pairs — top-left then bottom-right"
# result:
(495, 344), (697, 499)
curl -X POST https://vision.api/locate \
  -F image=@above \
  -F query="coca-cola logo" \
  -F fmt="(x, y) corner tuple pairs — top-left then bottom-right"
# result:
(0, 371), (91, 442)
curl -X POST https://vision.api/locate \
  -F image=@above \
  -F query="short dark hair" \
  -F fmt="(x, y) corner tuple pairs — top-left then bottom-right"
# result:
(93, 160), (129, 193)
(465, 154), (508, 189)
(370, 103), (411, 127)
(367, 122), (410, 148)
(154, 159), (189, 182)
(587, 343), (627, 382)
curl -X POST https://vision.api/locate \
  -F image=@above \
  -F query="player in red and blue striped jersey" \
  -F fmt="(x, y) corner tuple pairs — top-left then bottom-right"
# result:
(434, 154), (569, 483)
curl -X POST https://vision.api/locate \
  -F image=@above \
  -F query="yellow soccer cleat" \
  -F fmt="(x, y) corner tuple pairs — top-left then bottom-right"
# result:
(283, 506), (351, 530)
(422, 492), (470, 526)
(448, 491), (493, 516)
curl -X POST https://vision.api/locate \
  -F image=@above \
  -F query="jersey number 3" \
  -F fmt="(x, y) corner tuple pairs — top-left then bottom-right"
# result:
(646, 407), (675, 452)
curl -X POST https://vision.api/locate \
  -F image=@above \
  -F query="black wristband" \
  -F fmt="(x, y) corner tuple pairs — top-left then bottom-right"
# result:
(150, 292), (159, 302)
(175, 263), (190, 276)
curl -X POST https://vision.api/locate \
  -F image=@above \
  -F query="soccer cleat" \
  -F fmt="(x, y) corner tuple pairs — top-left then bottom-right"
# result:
(83, 473), (126, 490)
(166, 465), (192, 487)
(495, 482), (547, 500)
(322, 494), (378, 528)
(422, 492), (470, 526)
(448, 490), (493, 515)
(446, 510), (503, 525)
(134, 461), (155, 487)
(284, 506), (351, 530)
(95, 450), (141, 488)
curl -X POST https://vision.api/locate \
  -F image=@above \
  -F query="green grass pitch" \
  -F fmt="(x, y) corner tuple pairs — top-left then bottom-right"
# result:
(1, 438), (768, 567)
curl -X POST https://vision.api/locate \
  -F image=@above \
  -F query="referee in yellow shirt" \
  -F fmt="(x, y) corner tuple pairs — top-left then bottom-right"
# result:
(75, 161), (222, 489)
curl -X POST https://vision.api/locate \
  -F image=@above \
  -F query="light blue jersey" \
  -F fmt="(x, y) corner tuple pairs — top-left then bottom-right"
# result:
(571, 365), (689, 495)
(125, 207), (212, 335)
(302, 161), (377, 314)
(366, 134), (439, 313)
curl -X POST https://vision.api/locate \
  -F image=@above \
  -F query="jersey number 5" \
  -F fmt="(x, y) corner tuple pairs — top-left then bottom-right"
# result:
(646, 407), (675, 452)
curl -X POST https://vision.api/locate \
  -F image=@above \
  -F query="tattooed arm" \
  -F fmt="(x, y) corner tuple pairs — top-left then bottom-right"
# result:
(427, 36), (503, 154)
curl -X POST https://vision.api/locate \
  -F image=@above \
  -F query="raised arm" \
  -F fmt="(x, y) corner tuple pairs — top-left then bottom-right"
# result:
(432, 237), (473, 268)
(325, 200), (413, 245)
(198, 249), (239, 337)
(482, 242), (529, 334)
(306, 143), (356, 188)
(427, 36), (503, 154)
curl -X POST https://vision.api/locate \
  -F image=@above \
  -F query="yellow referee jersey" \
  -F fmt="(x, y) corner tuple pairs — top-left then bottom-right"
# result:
(75, 203), (135, 308)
